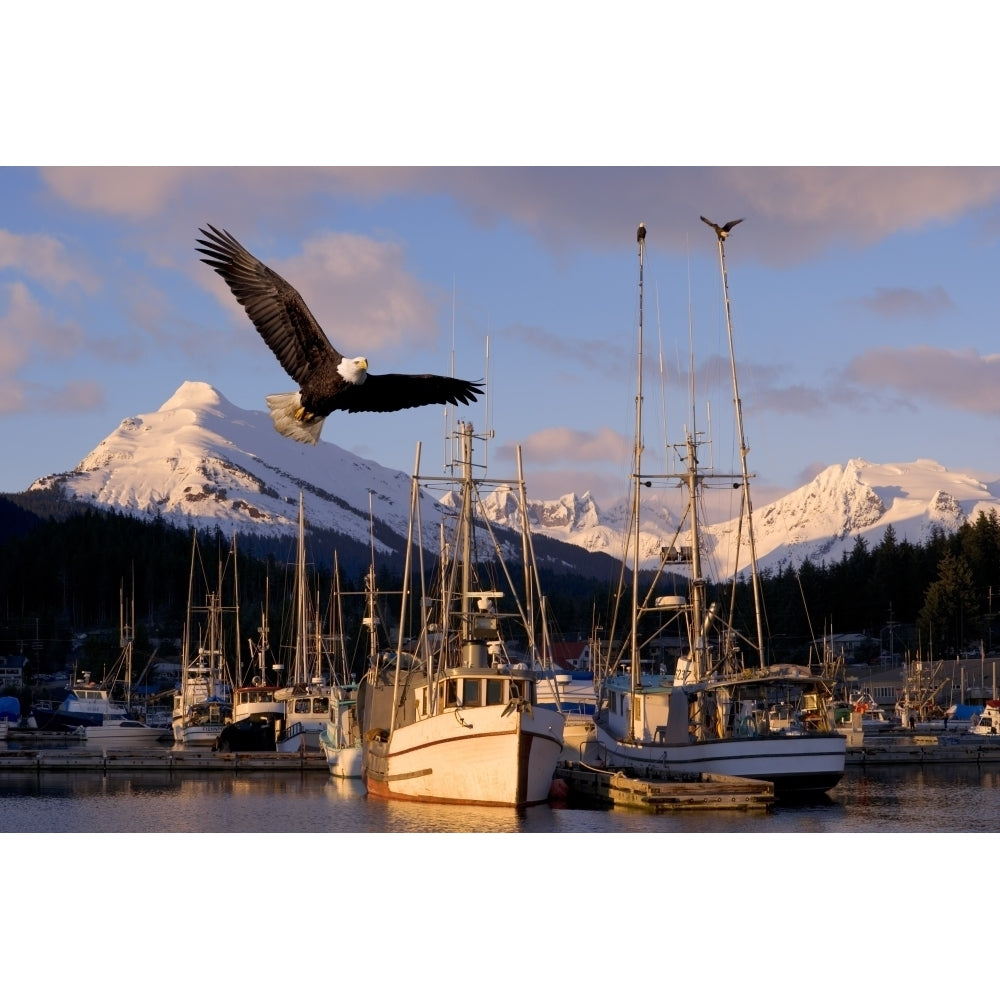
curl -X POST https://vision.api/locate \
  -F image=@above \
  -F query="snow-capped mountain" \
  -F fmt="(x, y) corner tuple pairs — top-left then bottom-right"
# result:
(25, 383), (1000, 579)
(478, 461), (1000, 575)
(29, 381), (442, 559)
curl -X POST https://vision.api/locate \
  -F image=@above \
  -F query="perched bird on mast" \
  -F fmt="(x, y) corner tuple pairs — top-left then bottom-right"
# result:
(196, 225), (483, 445)
(700, 216), (743, 240)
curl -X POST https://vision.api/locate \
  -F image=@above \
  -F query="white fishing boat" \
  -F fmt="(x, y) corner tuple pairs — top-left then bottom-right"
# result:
(172, 533), (236, 746)
(215, 598), (285, 751)
(30, 586), (166, 747)
(85, 583), (168, 747)
(834, 690), (896, 737)
(591, 221), (846, 797)
(967, 700), (1000, 736)
(358, 421), (565, 807)
(274, 495), (331, 754)
(320, 555), (365, 779)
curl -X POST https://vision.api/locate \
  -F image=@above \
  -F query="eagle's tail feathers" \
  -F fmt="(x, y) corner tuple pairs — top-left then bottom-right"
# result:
(265, 391), (324, 445)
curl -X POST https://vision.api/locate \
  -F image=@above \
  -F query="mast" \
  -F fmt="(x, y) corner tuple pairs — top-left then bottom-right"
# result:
(702, 215), (766, 666)
(120, 576), (135, 707)
(182, 530), (197, 711)
(295, 492), (307, 685)
(629, 223), (646, 738)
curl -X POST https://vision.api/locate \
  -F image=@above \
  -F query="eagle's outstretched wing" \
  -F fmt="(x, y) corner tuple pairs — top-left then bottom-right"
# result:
(336, 372), (485, 413)
(197, 224), (337, 387)
(700, 216), (744, 239)
(196, 225), (483, 443)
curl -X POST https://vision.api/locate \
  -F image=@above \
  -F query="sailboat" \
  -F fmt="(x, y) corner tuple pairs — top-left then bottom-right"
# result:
(318, 553), (363, 779)
(591, 222), (846, 797)
(273, 495), (331, 753)
(357, 421), (566, 807)
(81, 581), (168, 747)
(172, 533), (236, 746)
(215, 586), (285, 752)
(33, 581), (166, 746)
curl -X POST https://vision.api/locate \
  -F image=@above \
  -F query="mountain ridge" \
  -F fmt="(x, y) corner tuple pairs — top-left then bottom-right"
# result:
(21, 382), (1000, 578)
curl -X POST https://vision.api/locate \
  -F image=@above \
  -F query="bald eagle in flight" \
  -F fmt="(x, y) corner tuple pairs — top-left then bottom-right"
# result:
(196, 225), (484, 445)
(700, 216), (743, 240)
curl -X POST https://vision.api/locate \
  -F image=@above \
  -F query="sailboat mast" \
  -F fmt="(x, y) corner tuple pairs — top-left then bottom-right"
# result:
(296, 493), (307, 684)
(706, 219), (766, 665)
(460, 421), (475, 647)
(630, 223), (646, 728)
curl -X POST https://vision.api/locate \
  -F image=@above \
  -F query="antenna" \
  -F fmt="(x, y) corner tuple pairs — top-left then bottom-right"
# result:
(701, 214), (765, 664)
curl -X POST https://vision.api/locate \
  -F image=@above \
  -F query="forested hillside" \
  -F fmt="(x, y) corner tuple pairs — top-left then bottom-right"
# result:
(2, 499), (999, 683)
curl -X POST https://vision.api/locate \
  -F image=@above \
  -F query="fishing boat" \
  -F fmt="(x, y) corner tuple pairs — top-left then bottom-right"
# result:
(31, 586), (165, 747)
(319, 555), (366, 779)
(357, 421), (566, 807)
(834, 690), (896, 736)
(967, 700), (1000, 737)
(81, 587), (169, 747)
(215, 592), (285, 751)
(0, 696), (22, 740)
(172, 534), (236, 746)
(273, 495), (331, 753)
(591, 221), (846, 797)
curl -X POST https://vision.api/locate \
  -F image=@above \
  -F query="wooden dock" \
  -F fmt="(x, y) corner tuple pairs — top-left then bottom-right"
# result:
(847, 734), (1000, 766)
(0, 747), (329, 772)
(553, 760), (774, 812)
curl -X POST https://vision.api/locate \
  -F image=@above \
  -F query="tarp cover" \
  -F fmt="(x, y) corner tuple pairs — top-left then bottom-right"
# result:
(0, 696), (21, 721)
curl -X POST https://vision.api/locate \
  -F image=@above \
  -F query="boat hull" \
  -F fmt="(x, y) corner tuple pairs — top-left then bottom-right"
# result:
(320, 735), (363, 779)
(364, 705), (565, 807)
(82, 723), (170, 747)
(179, 725), (226, 746)
(593, 726), (845, 796)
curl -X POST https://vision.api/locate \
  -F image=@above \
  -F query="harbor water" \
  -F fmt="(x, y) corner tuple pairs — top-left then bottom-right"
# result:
(2, 759), (1000, 833)
(6, 758), (995, 998)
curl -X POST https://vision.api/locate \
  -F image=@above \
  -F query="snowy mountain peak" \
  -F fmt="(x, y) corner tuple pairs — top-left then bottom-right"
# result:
(24, 384), (1000, 580)
(30, 382), (437, 553)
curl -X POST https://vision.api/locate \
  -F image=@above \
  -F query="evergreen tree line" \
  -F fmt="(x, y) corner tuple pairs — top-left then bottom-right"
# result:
(2, 499), (999, 682)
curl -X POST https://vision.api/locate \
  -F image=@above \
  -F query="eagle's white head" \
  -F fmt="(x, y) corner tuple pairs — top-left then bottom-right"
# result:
(338, 356), (368, 384)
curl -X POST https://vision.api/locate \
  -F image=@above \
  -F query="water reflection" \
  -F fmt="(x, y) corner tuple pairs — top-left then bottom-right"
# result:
(1, 764), (999, 833)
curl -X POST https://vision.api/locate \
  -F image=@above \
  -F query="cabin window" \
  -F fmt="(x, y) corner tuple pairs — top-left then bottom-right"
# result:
(462, 679), (481, 706)
(294, 698), (311, 714)
(486, 679), (504, 705)
(445, 679), (460, 707)
(313, 698), (329, 714)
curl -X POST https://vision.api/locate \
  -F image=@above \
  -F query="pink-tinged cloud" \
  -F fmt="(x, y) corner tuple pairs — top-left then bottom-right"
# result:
(201, 231), (440, 357)
(0, 282), (86, 365)
(498, 426), (631, 467)
(41, 167), (205, 219)
(846, 346), (1000, 415)
(39, 167), (1000, 267)
(502, 323), (633, 379)
(0, 374), (103, 415)
(0, 230), (100, 292)
(0, 284), (109, 414)
(859, 285), (954, 318)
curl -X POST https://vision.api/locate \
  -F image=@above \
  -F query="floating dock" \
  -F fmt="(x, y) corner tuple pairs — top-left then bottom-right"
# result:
(553, 760), (774, 812)
(846, 733), (1000, 766)
(0, 747), (328, 772)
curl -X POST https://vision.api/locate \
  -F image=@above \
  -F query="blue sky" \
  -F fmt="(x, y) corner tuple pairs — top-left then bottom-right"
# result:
(4, 9), (998, 514)
(3, 165), (999, 512)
